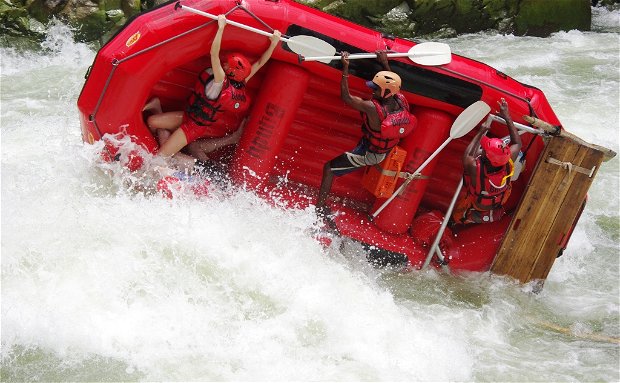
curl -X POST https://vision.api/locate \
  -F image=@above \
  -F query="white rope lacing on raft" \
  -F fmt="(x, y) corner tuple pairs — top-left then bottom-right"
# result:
(370, 165), (429, 180)
(547, 157), (596, 177)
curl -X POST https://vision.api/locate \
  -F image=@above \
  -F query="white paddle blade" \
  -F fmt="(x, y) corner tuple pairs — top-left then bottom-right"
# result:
(408, 42), (452, 66)
(286, 35), (337, 63)
(450, 101), (491, 139)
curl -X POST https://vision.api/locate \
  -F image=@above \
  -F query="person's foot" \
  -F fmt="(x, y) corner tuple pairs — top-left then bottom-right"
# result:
(315, 204), (331, 217)
(142, 97), (162, 114)
(315, 205), (339, 233)
(157, 129), (171, 145)
(185, 141), (210, 162)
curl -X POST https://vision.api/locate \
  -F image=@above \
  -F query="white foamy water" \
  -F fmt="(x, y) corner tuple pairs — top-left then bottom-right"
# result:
(2, 10), (619, 382)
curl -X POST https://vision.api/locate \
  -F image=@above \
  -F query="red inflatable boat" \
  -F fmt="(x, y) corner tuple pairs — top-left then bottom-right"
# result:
(78, 0), (613, 283)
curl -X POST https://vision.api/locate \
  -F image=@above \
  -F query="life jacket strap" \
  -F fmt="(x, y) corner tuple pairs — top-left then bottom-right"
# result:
(370, 164), (429, 180)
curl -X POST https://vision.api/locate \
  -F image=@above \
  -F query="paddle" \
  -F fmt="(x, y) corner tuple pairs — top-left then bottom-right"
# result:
(422, 179), (463, 269)
(371, 100), (491, 219)
(301, 42), (452, 66)
(176, 3), (337, 63)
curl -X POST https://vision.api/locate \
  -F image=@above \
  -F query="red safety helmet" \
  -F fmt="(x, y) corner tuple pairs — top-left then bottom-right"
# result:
(366, 71), (401, 98)
(225, 53), (252, 82)
(481, 136), (511, 166)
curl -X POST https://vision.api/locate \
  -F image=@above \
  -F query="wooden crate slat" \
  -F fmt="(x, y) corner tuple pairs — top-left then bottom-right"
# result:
(490, 135), (603, 283)
(491, 137), (578, 275)
(528, 145), (603, 280)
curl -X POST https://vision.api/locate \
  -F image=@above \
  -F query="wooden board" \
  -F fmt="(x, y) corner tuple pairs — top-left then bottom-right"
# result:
(490, 134), (605, 284)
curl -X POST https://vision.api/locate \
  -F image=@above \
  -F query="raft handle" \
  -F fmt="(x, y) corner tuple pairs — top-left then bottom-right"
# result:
(84, 65), (92, 80)
(495, 70), (508, 79)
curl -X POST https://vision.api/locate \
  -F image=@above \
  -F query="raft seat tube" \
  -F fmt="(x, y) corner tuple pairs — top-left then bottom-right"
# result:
(372, 108), (453, 234)
(230, 61), (310, 189)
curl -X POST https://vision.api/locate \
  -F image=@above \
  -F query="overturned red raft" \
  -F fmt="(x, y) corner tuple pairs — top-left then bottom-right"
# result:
(78, 0), (563, 271)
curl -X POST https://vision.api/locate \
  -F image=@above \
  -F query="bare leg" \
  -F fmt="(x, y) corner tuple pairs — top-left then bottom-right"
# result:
(147, 111), (184, 133)
(185, 142), (210, 162)
(315, 162), (339, 232)
(153, 129), (204, 174)
(230, 118), (247, 140)
(185, 118), (247, 160)
(316, 161), (334, 214)
(158, 128), (189, 157)
(187, 132), (241, 156)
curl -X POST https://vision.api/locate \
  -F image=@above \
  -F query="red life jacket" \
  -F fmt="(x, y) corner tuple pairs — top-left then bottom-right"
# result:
(361, 93), (417, 154)
(185, 70), (251, 127)
(465, 157), (513, 210)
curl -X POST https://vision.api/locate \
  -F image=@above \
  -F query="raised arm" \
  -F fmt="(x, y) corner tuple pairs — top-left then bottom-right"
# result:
(340, 52), (377, 122)
(210, 15), (227, 83)
(463, 120), (491, 183)
(245, 30), (282, 83)
(498, 98), (522, 161)
(376, 50), (391, 71)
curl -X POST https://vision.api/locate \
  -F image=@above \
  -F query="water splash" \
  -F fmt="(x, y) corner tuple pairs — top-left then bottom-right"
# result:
(1, 6), (619, 382)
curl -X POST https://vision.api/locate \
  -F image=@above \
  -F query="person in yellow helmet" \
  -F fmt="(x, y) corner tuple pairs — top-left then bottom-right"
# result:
(315, 51), (417, 222)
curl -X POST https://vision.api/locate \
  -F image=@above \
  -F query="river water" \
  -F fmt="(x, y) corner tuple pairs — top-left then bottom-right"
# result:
(1, 7), (619, 382)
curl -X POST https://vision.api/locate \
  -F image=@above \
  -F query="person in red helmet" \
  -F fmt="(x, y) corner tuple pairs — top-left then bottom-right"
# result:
(315, 51), (417, 222)
(452, 98), (522, 224)
(145, 14), (281, 170)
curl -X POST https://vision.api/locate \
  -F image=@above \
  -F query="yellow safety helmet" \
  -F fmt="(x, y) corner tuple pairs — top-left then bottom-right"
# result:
(366, 71), (402, 98)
